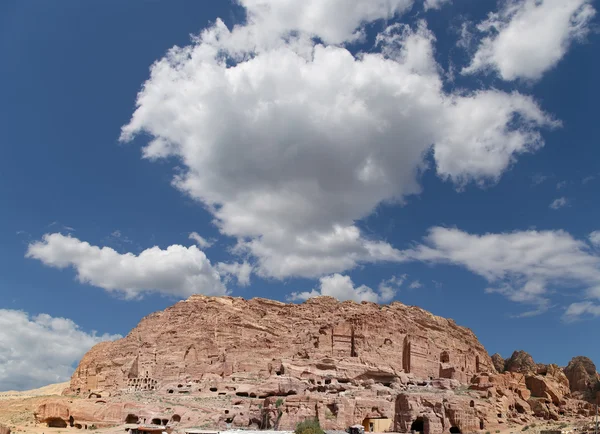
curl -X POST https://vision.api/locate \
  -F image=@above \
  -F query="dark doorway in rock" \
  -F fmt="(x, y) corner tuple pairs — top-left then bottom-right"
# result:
(69, 416), (74, 427)
(410, 417), (424, 434)
(450, 427), (461, 434)
(171, 415), (181, 423)
(151, 418), (161, 425)
(480, 420), (484, 430)
(440, 351), (450, 363)
(47, 418), (68, 428)
(470, 400), (474, 408)
(125, 414), (139, 424)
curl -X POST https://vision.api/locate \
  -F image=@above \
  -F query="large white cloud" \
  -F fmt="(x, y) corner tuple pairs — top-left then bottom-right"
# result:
(290, 273), (405, 303)
(120, 10), (556, 279)
(239, 0), (414, 45)
(0, 310), (119, 391)
(26, 233), (227, 299)
(463, 0), (596, 81)
(405, 227), (600, 318)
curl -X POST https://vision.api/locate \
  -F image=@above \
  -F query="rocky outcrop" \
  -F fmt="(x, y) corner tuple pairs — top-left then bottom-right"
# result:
(67, 295), (493, 399)
(31, 296), (600, 433)
(504, 351), (537, 374)
(564, 356), (600, 400)
(491, 354), (505, 373)
(0, 424), (10, 434)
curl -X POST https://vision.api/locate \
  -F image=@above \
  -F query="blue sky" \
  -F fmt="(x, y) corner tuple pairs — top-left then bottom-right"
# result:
(1, 0), (599, 391)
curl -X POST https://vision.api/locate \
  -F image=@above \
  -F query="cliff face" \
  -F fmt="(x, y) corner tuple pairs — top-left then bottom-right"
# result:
(68, 295), (493, 397)
(34, 296), (598, 434)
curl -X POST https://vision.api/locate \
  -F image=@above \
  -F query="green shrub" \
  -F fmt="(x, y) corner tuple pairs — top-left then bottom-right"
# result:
(495, 430), (500, 433)
(485, 431), (491, 434)
(276, 398), (284, 407)
(295, 418), (324, 434)
(522, 426), (529, 431)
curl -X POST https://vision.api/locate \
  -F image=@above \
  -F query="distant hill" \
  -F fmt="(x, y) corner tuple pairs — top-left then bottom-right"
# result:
(0, 382), (68, 400)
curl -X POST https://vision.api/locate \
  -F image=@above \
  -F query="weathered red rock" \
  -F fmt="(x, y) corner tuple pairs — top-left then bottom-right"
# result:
(491, 354), (505, 373)
(504, 351), (537, 374)
(0, 424), (11, 434)
(564, 356), (600, 400)
(31, 296), (600, 433)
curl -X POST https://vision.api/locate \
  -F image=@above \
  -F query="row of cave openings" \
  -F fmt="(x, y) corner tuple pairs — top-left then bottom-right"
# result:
(409, 417), (469, 434)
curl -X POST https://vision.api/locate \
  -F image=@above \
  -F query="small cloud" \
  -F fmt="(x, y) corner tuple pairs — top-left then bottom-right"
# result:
(556, 181), (567, 190)
(531, 173), (549, 186)
(424, 0), (451, 11)
(582, 175), (596, 184)
(109, 230), (132, 244)
(590, 231), (600, 247)
(549, 197), (568, 210)
(189, 232), (214, 249)
(409, 280), (423, 289)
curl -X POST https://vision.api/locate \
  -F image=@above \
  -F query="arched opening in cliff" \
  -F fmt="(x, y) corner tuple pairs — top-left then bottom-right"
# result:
(168, 389), (174, 394)
(69, 416), (75, 427)
(210, 387), (218, 392)
(479, 420), (484, 430)
(75, 424), (82, 429)
(47, 418), (68, 428)
(449, 427), (461, 434)
(151, 418), (161, 425)
(403, 337), (411, 373)
(161, 419), (168, 426)
(470, 400), (474, 407)
(440, 351), (450, 363)
(125, 414), (139, 424)
(410, 417), (424, 433)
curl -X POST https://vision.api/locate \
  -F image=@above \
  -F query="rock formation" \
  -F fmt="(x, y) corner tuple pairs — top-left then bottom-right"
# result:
(504, 351), (537, 374)
(33, 296), (600, 434)
(0, 424), (10, 434)
(491, 354), (505, 373)
(564, 356), (600, 400)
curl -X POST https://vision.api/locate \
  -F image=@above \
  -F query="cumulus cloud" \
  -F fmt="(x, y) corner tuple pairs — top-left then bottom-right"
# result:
(463, 0), (596, 81)
(238, 0), (414, 46)
(424, 0), (451, 11)
(290, 273), (404, 303)
(26, 233), (227, 299)
(590, 231), (600, 247)
(120, 7), (556, 279)
(189, 232), (214, 249)
(405, 227), (600, 317)
(216, 261), (253, 286)
(550, 197), (568, 209)
(0, 310), (120, 391)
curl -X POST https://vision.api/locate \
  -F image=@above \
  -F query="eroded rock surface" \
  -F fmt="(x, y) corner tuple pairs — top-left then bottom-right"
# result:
(0, 423), (10, 434)
(564, 356), (600, 400)
(33, 296), (600, 434)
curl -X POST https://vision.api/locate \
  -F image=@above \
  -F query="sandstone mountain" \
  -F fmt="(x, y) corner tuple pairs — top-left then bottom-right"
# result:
(564, 356), (600, 400)
(34, 296), (599, 434)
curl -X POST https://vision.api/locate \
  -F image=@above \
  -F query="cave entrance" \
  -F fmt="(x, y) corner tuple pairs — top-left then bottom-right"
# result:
(69, 416), (74, 427)
(449, 427), (461, 434)
(410, 417), (424, 434)
(47, 418), (68, 428)
(125, 414), (139, 424)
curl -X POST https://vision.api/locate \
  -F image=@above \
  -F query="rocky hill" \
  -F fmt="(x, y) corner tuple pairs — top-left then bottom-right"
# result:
(34, 296), (598, 434)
